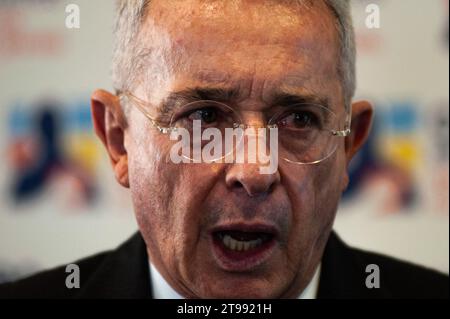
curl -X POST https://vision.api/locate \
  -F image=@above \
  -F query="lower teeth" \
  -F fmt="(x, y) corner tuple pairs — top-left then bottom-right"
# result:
(221, 234), (263, 251)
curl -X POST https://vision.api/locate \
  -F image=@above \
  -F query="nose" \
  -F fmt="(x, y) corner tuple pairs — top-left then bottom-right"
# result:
(225, 125), (280, 197)
(225, 111), (281, 196)
(225, 162), (280, 197)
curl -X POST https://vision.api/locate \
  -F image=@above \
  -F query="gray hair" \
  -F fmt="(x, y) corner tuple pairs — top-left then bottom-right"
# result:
(112, 0), (356, 109)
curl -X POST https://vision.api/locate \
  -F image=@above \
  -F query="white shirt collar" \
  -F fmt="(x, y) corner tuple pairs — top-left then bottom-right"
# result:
(298, 263), (321, 299)
(149, 262), (184, 299)
(149, 262), (321, 299)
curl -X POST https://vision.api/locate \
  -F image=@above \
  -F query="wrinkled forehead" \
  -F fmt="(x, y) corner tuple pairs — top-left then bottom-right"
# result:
(135, 0), (341, 106)
(146, 0), (337, 41)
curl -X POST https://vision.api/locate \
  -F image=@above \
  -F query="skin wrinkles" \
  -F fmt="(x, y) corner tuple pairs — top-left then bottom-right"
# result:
(135, 1), (341, 109)
(148, 86), (331, 124)
(133, 0), (342, 298)
(91, 0), (373, 299)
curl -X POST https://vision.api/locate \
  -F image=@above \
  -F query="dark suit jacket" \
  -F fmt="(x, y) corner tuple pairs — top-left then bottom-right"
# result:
(0, 231), (448, 299)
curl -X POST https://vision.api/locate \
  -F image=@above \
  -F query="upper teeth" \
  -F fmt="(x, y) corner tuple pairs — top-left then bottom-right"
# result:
(222, 235), (263, 251)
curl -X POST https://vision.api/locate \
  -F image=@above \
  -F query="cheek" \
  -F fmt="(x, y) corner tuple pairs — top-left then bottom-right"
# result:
(126, 120), (182, 256)
(127, 139), (175, 246)
(127, 124), (224, 269)
(311, 160), (343, 227)
(282, 155), (344, 252)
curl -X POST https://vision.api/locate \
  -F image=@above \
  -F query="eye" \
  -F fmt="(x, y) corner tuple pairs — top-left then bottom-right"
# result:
(278, 111), (320, 130)
(171, 101), (237, 130)
(188, 107), (218, 124)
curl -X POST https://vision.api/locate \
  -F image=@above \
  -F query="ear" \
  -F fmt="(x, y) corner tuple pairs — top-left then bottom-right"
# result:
(341, 100), (374, 191)
(91, 89), (130, 188)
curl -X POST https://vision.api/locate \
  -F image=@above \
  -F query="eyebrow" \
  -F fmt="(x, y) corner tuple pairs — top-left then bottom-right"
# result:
(158, 87), (240, 116)
(158, 86), (329, 116)
(270, 91), (329, 109)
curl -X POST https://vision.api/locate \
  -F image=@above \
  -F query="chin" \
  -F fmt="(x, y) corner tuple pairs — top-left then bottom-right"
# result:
(206, 290), (279, 299)
(196, 277), (284, 299)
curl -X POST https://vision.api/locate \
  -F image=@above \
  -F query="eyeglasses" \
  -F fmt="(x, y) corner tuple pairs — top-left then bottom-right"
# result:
(119, 91), (351, 165)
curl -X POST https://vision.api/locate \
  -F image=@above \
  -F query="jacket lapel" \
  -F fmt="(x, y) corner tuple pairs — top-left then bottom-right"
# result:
(74, 230), (390, 298)
(317, 231), (387, 298)
(75, 232), (152, 298)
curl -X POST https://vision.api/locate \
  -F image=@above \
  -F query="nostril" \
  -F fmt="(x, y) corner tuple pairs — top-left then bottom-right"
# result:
(225, 164), (280, 197)
(267, 181), (276, 194)
(233, 181), (244, 189)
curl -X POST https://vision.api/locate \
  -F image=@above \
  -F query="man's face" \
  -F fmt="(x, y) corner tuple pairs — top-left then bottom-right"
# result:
(125, 0), (348, 298)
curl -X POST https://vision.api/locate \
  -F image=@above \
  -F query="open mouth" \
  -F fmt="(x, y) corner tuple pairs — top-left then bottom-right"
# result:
(210, 224), (278, 271)
(215, 231), (273, 251)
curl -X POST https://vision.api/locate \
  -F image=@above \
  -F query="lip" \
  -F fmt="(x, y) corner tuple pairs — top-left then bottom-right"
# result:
(209, 223), (279, 272)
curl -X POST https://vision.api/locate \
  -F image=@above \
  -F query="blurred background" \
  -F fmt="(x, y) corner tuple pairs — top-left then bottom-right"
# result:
(0, 0), (448, 283)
